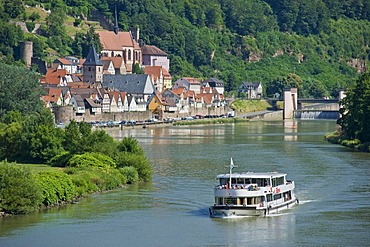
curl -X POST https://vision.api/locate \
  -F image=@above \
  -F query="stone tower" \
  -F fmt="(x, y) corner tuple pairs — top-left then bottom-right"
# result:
(83, 46), (103, 84)
(283, 88), (298, 119)
(20, 41), (33, 67)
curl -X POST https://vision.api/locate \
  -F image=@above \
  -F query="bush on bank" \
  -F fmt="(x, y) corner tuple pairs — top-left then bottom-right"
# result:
(0, 162), (43, 214)
(0, 160), (142, 214)
(325, 131), (370, 152)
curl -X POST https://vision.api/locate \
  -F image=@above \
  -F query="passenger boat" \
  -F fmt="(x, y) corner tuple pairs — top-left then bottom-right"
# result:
(209, 158), (298, 218)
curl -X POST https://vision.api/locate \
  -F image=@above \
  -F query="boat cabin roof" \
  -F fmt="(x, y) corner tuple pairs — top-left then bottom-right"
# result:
(216, 172), (286, 179)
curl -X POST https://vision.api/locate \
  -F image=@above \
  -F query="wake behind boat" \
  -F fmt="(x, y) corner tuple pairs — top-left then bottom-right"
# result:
(209, 158), (298, 218)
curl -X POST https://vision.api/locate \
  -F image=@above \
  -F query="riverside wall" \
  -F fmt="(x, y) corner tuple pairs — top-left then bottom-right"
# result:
(54, 105), (230, 124)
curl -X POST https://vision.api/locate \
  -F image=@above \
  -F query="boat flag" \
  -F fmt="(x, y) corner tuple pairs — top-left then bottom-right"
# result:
(230, 157), (234, 170)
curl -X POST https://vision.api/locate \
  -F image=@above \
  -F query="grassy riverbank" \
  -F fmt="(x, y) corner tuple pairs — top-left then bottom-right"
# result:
(173, 117), (249, 126)
(325, 131), (370, 152)
(230, 99), (282, 114)
(0, 159), (143, 216)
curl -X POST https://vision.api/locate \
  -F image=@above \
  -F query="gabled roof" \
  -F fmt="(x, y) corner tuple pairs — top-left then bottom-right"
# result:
(70, 88), (100, 99)
(108, 91), (120, 103)
(68, 81), (94, 88)
(102, 60), (113, 70)
(203, 78), (224, 87)
(144, 66), (162, 83)
(120, 91), (127, 101)
(162, 67), (171, 78)
(103, 74), (154, 94)
(97, 31), (134, 50)
(171, 87), (186, 96)
(199, 93), (213, 104)
(54, 58), (71, 65)
(85, 98), (102, 108)
(44, 68), (68, 85)
(72, 94), (85, 107)
(141, 45), (167, 56)
(241, 82), (262, 88)
(185, 77), (201, 85)
(101, 56), (124, 69)
(42, 87), (62, 103)
(83, 46), (103, 66)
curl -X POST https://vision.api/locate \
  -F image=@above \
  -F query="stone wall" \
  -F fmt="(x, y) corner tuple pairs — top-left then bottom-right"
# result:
(54, 105), (230, 124)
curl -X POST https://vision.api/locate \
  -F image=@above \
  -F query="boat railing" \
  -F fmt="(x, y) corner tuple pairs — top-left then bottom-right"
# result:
(216, 183), (259, 190)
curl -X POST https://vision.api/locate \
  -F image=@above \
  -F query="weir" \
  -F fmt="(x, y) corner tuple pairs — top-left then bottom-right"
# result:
(294, 110), (339, 120)
(283, 88), (345, 120)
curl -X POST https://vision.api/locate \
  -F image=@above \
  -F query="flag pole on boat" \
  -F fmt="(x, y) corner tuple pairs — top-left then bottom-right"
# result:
(229, 157), (237, 188)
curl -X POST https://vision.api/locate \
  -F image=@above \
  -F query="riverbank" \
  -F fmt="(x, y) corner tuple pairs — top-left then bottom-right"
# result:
(325, 131), (370, 152)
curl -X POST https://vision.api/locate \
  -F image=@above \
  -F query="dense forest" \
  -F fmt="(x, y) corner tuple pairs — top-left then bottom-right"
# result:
(0, 0), (370, 98)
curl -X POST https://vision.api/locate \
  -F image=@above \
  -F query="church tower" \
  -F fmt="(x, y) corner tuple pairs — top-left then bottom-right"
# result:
(83, 46), (103, 83)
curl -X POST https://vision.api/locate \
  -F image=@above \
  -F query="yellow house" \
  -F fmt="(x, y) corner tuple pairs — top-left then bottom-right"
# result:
(148, 92), (166, 115)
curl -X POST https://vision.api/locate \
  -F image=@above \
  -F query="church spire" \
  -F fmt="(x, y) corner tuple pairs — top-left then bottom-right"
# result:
(84, 45), (103, 66)
(114, 4), (119, 35)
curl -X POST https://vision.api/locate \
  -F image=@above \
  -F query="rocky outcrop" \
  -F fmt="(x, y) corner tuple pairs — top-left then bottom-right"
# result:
(347, 58), (367, 73)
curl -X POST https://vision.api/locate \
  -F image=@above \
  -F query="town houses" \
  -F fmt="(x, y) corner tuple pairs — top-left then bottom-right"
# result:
(41, 27), (228, 124)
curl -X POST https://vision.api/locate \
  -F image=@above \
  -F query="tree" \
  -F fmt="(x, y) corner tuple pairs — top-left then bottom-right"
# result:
(266, 73), (302, 97)
(0, 63), (43, 117)
(72, 26), (102, 58)
(338, 72), (370, 143)
(63, 120), (82, 154)
(3, 0), (24, 19)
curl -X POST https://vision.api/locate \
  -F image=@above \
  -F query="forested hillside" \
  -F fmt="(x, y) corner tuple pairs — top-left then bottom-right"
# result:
(1, 0), (369, 98)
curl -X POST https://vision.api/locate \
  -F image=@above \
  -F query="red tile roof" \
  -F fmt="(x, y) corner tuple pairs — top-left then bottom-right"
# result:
(101, 56), (124, 69)
(97, 31), (134, 50)
(44, 68), (67, 85)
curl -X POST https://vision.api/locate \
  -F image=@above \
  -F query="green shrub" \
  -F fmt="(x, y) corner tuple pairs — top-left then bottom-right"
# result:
(69, 170), (99, 196)
(116, 153), (152, 182)
(49, 152), (73, 167)
(67, 152), (115, 169)
(67, 167), (127, 196)
(119, 166), (138, 184)
(0, 162), (43, 214)
(35, 171), (76, 206)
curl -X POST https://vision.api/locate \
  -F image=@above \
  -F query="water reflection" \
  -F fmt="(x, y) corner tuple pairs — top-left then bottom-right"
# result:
(284, 120), (298, 141)
(2, 121), (370, 247)
(211, 212), (297, 244)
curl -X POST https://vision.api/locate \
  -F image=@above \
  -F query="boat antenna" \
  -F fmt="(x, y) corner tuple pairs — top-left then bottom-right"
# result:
(227, 157), (237, 187)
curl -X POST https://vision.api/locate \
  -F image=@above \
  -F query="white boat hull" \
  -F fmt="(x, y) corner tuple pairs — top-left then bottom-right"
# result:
(210, 198), (298, 218)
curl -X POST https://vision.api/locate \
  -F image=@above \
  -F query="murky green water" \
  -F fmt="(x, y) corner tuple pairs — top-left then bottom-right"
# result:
(1, 120), (369, 246)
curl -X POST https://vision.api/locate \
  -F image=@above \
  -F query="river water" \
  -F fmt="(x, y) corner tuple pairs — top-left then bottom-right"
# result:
(0, 120), (369, 247)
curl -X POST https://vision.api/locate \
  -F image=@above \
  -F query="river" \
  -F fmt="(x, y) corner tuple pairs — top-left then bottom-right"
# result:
(0, 120), (369, 247)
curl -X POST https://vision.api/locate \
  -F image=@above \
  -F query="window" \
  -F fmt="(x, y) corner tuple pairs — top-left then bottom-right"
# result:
(226, 197), (237, 205)
(273, 194), (282, 200)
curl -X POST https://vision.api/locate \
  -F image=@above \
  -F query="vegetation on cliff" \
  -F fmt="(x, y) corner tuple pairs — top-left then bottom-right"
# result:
(0, 0), (369, 98)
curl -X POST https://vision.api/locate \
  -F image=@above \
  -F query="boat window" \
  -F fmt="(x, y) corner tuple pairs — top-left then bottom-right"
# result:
(226, 197), (237, 205)
(231, 178), (237, 184)
(252, 178), (257, 184)
(266, 194), (272, 202)
(273, 194), (282, 200)
(236, 178), (244, 184)
(245, 178), (251, 184)
(219, 178), (228, 185)
(272, 177), (284, 187)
